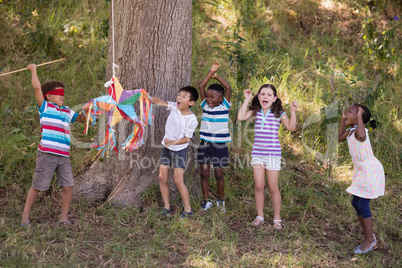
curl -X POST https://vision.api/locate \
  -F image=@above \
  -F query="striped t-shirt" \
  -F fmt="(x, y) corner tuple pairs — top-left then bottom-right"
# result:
(251, 109), (285, 158)
(38, 100), (78, 157)
(199, 97), (231, 143)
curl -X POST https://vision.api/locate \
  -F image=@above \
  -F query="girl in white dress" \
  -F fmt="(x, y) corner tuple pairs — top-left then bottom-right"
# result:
(338, 104), (385, 254)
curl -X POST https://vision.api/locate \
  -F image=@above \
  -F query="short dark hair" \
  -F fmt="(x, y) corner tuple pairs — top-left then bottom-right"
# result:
(180, 86), (199, 102)
(208, 83), (224, 96)
(42, 80), (65, 100)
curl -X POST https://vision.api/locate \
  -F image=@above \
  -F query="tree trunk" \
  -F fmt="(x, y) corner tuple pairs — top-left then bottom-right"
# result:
(73, 0), (200, 207)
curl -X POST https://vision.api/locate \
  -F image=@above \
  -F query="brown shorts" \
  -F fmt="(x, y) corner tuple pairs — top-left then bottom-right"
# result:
(32, 151), (74, 191)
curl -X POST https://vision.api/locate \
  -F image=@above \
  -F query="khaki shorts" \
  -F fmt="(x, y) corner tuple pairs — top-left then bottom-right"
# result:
(32, 151), (74, 191)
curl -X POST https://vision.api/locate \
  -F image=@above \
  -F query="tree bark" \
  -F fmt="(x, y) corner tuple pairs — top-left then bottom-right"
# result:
(73, 0), (200, 207)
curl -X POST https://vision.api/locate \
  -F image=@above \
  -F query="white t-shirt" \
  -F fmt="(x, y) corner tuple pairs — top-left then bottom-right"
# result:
(161, 102), (198, 151)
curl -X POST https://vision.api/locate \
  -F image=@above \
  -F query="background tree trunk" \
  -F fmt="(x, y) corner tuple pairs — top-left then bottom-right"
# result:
(73, 0), (200, 207)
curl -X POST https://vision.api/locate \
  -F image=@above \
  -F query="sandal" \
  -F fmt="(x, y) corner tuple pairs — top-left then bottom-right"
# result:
(354, 238), (376, 255)
(60, 220), (73, 226)
(250, 216), (264, 227)
(273, 219), (283, 230)
(20, 220), (31, 227)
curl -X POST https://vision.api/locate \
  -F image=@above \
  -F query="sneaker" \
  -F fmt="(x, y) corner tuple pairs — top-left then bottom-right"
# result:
(180, 209), (193, 218)
(160, 207), (171, 216)
(201, 200), (213, 211)
(216, 199), (226, 213)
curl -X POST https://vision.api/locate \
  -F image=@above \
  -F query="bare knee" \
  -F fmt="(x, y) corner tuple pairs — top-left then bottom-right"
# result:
(268, 186), (280, 196)
(255, 183), (265, 193)
(63, 186), (73, 193)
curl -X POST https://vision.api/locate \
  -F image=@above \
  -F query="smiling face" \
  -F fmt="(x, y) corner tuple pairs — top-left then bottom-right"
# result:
(176, 90), (195, 110)
(206, 89), (223, 108)
(258, 87), (277, 110)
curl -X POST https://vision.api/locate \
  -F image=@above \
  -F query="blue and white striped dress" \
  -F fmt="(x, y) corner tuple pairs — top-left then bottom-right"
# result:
(251, 109), (285, 158)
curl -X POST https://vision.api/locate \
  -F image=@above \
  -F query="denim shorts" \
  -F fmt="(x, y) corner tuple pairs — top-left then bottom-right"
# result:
(196, 140), (229, 168)
(159, 146), (188, 169)
(32, 151), (74, 191)
(251, 156), (282, 171)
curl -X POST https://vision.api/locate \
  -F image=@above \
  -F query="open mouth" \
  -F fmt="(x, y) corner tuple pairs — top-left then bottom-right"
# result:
(262, 100), (268, 106)
(177, 101), (181, 107)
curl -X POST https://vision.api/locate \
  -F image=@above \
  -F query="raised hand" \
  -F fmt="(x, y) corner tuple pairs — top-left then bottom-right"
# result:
(244, 89), (253, 100)
(27, 64), (37, 72)
(342, 110), (347, 119)
(210, 61), (220, 74)
(357, 107), (365, 117)
(291, 100), (298, 111)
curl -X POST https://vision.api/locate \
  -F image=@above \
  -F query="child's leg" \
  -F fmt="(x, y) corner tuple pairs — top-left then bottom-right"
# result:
(159, 165), (170, 210)
(174, 168), (191, 213)
(352, 196), (365, 231)
(266, 170), (281, 221)
(61, 186), (73, 222)
(214, 167), (224, 199)
(356, 197), (374, 251)
(200, 164), (210, 199)
(253, 165), (266, 218)
(22, 187), (40, 224)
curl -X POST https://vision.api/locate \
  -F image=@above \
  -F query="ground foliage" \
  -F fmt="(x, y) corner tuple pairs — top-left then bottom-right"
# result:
(0, 0), (401, 266)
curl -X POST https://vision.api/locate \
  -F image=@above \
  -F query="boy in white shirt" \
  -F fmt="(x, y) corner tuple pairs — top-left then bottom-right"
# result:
(151, 86), (199, 218)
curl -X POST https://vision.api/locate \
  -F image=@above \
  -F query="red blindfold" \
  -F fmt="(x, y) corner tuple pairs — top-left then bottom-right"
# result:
(44, 88), (64, 97)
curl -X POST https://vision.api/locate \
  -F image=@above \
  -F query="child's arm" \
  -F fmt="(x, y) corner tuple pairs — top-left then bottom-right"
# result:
(281, 100), (297, 131)
(237, 89), (254, 121)
(338, 110), (349, 142)
(151, 97), (168, 108)
(164, 137), (191, 147)
(199, 61), (220, 100)
(354, 107), (367, 142)
(212, 73), (232, 102)
(27, 64), (44, 107)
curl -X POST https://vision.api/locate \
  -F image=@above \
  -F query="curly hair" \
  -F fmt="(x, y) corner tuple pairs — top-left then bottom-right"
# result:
(249, 84), (284, 118)
(41, 80), (65, 100)
(352, 103), (378, 129)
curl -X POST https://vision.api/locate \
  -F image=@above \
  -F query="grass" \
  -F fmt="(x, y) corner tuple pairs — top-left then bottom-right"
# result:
(1, 0), (401, 266)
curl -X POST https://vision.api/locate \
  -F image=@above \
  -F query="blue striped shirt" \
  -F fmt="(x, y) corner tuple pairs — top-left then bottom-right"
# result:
(199, 97), (231, 143)
(38, 100), (78, 157)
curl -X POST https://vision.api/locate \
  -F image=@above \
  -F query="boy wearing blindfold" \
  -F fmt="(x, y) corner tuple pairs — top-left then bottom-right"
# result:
(21, 64), (87, 226)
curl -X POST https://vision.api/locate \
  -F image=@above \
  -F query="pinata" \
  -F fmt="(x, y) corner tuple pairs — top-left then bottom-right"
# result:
(82, 77), (152, 158)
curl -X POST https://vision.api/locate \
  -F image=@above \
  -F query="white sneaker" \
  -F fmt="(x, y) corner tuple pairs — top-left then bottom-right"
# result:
(201, 200), (213, 211)
(216, 199), (226, 213)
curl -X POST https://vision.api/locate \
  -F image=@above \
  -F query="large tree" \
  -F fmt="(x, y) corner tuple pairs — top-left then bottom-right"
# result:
(73, 0), (200, 207)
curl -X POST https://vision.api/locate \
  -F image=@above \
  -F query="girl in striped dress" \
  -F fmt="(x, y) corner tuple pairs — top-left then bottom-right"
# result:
(238, 84), (297, 229)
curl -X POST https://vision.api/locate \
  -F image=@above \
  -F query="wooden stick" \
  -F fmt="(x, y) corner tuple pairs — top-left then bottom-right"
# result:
(0, 58), (66, 77)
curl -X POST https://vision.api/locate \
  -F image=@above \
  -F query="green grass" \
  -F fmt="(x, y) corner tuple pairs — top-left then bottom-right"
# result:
(1, 0), (401, 266)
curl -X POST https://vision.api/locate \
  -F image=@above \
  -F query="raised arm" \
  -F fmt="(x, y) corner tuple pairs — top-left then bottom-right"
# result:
(199, 61), (220, 100)
(151, 96), (168, 108)
(213, 73), (232, 102)
(281, 100), (297, 131)
(338, 110), (349, 142)
(27, 64), (44, 107)
(237, 89), (255, 121)
(354, 107), (367, 142)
